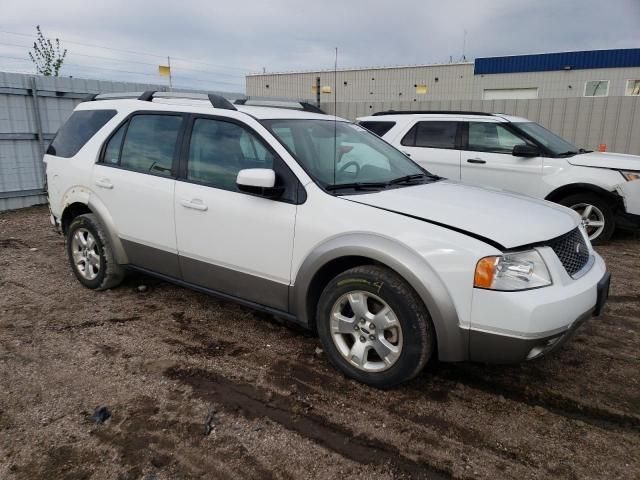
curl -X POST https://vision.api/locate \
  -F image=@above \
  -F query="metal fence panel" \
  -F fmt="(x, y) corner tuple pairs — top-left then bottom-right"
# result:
(324, 96), (640, 155)
(0, 71), (241, 211)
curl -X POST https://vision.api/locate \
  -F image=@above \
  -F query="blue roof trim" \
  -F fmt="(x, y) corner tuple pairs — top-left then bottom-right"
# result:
(474, 49), (640, 75)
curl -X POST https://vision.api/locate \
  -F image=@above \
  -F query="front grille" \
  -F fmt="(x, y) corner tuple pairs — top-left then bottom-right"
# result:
(547, 228), (590, 277)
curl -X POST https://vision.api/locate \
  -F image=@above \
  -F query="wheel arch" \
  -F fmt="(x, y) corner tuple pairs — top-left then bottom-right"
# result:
(60, 194), (128, 264)
(290, 234), (468, 362)
(545, 183), (622, 209)
(61, 202), (92, 235)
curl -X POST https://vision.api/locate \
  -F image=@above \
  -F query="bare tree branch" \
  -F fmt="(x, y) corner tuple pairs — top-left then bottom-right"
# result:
(29, 25), (67, 76)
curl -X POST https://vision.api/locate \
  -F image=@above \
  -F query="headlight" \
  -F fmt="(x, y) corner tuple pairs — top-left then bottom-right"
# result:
(620, 170), (640, 182)
(474, 250), (552, 291)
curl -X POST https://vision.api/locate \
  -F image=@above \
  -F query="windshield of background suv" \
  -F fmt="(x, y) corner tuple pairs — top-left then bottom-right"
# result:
(263, 119), (431, 190)
(514, 122), (580, 156)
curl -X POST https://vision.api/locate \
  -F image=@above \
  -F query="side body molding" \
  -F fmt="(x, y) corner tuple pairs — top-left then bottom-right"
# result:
(290, 233), (468, 362)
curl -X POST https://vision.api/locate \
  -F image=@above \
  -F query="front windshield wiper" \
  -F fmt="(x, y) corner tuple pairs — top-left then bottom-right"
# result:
(556, 151), (578, 157)
(578, 148), (593, 154)
(325, 181), (389, 191)
(388, 173), (440, 185)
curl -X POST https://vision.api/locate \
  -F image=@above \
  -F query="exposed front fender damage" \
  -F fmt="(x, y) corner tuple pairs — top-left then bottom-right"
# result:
(291, 233), (468, 362)
(617, 180), (640, 215)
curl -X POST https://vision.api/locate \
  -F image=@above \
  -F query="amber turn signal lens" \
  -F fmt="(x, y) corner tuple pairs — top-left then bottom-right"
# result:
(474, 256), (498, 288)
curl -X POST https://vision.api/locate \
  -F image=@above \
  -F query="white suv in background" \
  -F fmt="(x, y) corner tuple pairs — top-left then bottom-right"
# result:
(45, 93), (610, 387)
(358, 111), (640, 244)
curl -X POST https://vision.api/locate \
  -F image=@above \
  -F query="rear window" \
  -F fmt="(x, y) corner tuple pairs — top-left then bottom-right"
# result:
(47, 110), (117, 158)
(358, 121), (396, 137)
(401, 121), (458, 149)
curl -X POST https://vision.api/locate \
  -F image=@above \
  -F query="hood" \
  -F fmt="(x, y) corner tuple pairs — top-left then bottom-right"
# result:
(568, 151), (640, 171)
(344, 181), (579, 249)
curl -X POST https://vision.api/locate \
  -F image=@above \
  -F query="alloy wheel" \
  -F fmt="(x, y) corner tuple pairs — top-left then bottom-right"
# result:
(70, 228), (101, 280)
(330, 290), (403, 372)
(570, 203), (605, 241)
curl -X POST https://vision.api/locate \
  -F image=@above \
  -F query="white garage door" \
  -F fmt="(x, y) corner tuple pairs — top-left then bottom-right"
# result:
(483, 88), (539, 100)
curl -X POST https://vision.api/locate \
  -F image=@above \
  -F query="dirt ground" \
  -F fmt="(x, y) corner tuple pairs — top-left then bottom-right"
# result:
(0, 205), (638, 480)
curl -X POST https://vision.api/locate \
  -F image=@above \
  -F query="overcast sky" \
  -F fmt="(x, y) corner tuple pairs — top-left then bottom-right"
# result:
(1, 0), (639, 92)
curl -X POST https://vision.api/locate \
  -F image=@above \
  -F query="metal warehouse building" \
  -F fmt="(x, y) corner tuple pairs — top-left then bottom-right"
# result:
(246, 48), (640, 155)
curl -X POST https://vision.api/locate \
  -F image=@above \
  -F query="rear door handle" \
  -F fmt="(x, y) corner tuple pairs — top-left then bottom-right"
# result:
(95, 178), (114, 189)
(180, 198), (208, 211)
(467, 158), (486, 164)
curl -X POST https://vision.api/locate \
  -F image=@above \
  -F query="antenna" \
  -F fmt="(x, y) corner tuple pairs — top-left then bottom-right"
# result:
(462, 30), (467, 62)
(333, 46), (338, 185)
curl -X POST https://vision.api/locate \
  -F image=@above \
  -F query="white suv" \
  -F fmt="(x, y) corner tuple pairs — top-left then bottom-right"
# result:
(44, 92), (610, 387)
(358, 111), (640, 244)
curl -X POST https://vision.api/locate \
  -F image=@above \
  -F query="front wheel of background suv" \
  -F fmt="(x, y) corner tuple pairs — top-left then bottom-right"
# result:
(66, 213), (125, 290)
(316, 265), (434, 388)
(558, 193), (615, 245)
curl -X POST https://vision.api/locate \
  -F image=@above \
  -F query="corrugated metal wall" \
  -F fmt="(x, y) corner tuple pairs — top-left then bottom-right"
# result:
(322, 96), (640, 155)
(0, 72), (240, 211)
(247, 64), (640, 100)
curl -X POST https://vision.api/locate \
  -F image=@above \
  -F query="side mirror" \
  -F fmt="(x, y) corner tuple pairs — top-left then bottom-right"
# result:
(236, 168), (283, 198)
(512, 144), (540, 157)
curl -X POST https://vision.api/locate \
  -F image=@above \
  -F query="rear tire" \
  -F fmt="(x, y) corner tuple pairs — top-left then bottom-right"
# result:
(316, 265), (434, 388)
(66, 213), (125, 290)
(557, 193), (615, 245)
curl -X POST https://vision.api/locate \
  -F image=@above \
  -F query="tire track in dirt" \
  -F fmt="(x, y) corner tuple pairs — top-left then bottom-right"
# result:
(432, 364), (640, 432)
(166, 367), (452, 480)
(0, 238), (29, 248)
(607, 294), (640, 303)
(53, 315), (143, 331)
(265, 359), (562, 471)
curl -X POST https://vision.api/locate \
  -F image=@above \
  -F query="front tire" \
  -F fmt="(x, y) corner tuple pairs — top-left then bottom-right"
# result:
(66, 213), (124, 290)
(557, 193), (615, 245)
(316, 265), (434, 388)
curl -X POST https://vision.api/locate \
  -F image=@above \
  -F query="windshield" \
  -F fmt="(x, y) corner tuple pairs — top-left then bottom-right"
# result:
(262, 119), (430, 190)
(514, 122), (579, 156)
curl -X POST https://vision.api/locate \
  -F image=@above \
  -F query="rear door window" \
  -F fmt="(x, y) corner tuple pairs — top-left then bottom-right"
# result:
(47, 110), (117, 158)
(401, 121), (458, 149)
(358, 121), (396, 137)
(118, 114), (183, 176)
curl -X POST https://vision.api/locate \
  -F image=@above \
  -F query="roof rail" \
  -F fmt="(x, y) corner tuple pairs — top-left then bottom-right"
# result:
(235, 96), (326, 114)
(82, 90), (237, 111)
(372, 110), (494, 117)
(82, 92), (143, 102)
(139, 91), (237, 110)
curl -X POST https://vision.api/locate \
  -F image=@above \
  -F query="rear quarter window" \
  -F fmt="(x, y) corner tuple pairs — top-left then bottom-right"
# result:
(358, 121), (396, 137)
(401, 121), (458, 149)
(47, 109), (117, 158)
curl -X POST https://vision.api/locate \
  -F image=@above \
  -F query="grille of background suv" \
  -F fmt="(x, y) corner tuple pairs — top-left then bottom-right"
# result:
(547, 228), (590, 277)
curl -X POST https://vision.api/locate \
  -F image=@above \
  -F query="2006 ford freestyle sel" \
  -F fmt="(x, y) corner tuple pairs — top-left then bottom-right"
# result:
(44, 92), (611, 387)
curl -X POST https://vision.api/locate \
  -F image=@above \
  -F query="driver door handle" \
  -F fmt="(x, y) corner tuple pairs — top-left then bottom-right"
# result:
(180, 198), (208, 211)
(467, 158), (486, 164)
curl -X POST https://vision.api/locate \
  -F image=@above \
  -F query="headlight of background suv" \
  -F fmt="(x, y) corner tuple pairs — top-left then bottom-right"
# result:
(474, 250), (552, 291)
(620, 170), (640, 182)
